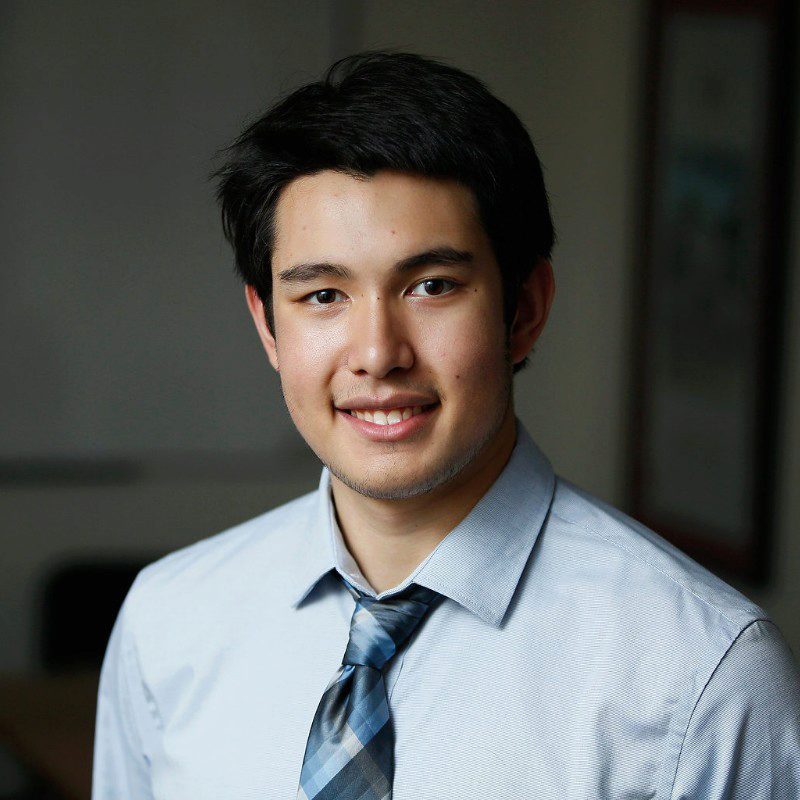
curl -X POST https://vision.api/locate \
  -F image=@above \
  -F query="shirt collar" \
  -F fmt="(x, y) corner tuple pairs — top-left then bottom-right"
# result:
(288, 419), (555, 628)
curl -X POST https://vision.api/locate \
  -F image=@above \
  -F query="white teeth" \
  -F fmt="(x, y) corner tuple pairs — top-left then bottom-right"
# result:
(348, 404), (432, 425)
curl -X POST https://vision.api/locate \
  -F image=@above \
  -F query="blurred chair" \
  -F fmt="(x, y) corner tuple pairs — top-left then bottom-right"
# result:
(40, 558), (157, 672)
(0, 558), (159, 800)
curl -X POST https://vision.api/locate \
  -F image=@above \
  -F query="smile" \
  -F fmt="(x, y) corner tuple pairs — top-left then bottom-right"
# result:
(347, 406), (427, 425)
(337, 402), (439, 442)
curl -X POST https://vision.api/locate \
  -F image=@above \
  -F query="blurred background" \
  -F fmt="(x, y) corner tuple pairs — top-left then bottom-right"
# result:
(2, 1), (799, 797)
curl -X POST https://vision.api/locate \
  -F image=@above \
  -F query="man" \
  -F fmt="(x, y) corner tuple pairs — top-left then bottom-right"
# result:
(93, 52), (800, 799)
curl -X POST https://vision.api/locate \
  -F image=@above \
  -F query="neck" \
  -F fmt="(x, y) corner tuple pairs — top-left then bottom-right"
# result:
(330, 409), (518, 593)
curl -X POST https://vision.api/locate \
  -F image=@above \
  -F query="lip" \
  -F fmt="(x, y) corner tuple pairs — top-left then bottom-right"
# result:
(336, 394), (438, 411)
(336, 403), (439, 442)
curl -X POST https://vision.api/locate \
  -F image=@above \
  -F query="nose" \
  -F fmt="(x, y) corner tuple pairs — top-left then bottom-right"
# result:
(346, 295), (414, 378)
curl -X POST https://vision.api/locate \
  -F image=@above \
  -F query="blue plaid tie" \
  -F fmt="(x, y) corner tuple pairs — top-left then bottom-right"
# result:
(297, 578), (443, 800)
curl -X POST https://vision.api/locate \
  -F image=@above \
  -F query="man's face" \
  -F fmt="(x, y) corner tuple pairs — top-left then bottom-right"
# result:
(248, 169), (522, 500)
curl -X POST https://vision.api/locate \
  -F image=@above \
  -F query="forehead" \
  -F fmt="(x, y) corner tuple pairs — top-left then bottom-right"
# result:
(271, 169), (487, 269)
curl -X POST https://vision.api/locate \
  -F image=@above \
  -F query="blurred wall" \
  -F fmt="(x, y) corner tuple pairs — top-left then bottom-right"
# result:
(2, 0), (799, 683)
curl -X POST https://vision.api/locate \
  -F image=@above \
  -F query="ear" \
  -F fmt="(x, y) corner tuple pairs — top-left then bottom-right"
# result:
(508, 259), (555, 365)
(245, 285), (280, 372)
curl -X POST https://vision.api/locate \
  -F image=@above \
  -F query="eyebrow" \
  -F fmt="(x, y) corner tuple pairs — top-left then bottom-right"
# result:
(276, 246), (474, 285)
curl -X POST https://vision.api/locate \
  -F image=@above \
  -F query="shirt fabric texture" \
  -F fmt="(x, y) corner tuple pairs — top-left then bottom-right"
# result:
(92, 421), (800, 799)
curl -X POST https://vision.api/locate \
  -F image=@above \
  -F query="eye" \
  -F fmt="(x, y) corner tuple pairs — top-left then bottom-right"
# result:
(305, 288), (345, 305)
(408, 278), (457, 297)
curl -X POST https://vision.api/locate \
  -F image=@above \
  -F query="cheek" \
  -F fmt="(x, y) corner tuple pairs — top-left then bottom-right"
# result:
(450, 334), (506, 384)
(274, 319), (337, 410)
(425, 304), (508, 389)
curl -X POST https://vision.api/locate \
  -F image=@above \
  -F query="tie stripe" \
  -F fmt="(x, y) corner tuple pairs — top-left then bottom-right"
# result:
(297, 579), (442, 799)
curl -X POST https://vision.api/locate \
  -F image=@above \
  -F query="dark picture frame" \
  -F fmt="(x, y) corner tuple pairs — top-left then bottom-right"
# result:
(630, 0), (795, 585)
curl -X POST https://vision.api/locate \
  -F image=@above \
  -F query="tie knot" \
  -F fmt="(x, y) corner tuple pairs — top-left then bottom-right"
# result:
(342, 582), (442, 671)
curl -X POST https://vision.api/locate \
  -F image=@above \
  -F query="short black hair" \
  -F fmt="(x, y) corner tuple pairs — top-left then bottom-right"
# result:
(212, 50), (554, 373)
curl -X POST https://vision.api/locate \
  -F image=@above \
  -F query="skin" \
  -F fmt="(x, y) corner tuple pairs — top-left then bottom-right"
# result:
(246, 169), (555, 592)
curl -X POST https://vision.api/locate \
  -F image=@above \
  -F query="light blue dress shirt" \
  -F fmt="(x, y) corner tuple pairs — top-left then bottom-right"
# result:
(92, 422), (800, 799)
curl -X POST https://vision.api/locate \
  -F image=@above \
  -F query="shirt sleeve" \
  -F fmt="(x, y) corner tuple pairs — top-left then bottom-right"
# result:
(92, 585), (158, 800)
(670, 618), (800, 800)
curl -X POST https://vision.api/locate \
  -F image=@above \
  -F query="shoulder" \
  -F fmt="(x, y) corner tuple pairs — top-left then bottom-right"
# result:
(670, 618), (800, 797)
(122, 488), (317, 631)
(543, 476), (770, 652)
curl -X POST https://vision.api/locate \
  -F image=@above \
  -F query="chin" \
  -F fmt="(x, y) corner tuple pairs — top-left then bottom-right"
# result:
(325, 463), (425, 500)
(325, 444), (483, 501)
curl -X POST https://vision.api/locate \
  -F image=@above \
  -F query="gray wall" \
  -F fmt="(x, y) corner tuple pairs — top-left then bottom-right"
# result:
(1, 1), (338, 677)
(0, 2), (335, 460)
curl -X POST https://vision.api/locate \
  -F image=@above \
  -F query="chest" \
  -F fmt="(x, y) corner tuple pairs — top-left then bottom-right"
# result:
(143, 600), (682, 799)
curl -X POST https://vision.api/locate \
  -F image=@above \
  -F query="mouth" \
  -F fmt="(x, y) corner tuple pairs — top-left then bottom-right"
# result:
(343, 403), (436, 426)
(335, 402), (440, 441)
